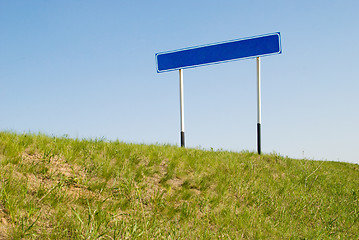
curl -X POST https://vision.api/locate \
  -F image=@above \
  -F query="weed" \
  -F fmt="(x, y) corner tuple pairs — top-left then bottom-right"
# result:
(0, 131), (358, 239)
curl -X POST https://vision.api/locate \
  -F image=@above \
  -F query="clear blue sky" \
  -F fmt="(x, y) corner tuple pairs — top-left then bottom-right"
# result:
(1, 1), (358, 164)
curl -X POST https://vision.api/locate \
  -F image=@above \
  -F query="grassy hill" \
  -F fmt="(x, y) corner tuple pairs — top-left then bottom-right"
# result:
(0, 132), (358, 239)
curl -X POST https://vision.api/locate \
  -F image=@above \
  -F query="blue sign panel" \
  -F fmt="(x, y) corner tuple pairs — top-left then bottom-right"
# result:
(156, 32), (281, 73)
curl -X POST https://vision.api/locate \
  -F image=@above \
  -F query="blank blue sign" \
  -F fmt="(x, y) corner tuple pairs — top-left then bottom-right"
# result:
(156, 32), (281, 73)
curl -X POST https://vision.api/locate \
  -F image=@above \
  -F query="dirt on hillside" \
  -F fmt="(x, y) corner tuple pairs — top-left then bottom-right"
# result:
(0, 202), (10, 240)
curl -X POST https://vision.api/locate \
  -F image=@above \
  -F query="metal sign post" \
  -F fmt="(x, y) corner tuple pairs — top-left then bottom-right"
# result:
(257, 57), (261, 155)
(179, 69), (185, 147)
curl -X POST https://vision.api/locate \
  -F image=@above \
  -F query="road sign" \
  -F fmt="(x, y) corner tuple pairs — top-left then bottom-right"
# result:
(156, 32), (281, 73)
(155, 32), (282, 153)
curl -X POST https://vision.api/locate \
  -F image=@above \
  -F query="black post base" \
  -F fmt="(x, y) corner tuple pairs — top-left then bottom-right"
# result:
(181, 131), (185, 147)
(257, 123), (261, 155)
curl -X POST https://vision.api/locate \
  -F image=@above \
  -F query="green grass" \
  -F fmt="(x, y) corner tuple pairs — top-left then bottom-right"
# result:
(0, 131), (358, 239)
